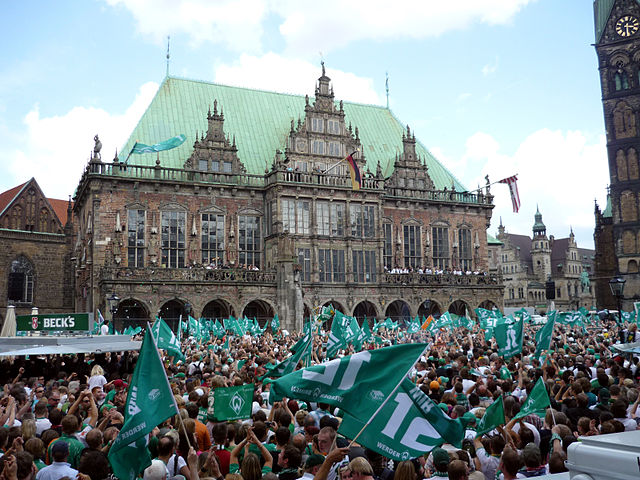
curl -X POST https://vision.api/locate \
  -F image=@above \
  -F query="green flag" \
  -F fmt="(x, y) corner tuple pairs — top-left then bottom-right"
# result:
(151, 317), (185, 362)
(108, 329), (178, 480)
(338, 378), (465, 460)
(326, 311), (348, 358)
(269, 344), (427, 422)
(361, 319), (372, 342)
(271, 314), (280, 332)
(213, 384), (254, 421)
(261, 335), (312, 380)
(513, 377), (550, 420)
(494, 317), (524, 359)
(534, 313), (556, 360)
(129, 134), (186, 155)
(476, 395), (505, 436)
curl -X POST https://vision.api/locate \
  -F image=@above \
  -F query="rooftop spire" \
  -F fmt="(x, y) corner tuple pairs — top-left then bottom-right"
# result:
(385, 71), (389, 109)
(166, 36), (170, 77)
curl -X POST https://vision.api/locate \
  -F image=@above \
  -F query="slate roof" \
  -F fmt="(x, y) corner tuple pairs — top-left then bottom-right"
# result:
(118, 76), (466, 190)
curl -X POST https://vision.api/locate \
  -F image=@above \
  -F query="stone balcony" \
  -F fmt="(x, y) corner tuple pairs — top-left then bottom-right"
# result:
(100, 266), (277, 285)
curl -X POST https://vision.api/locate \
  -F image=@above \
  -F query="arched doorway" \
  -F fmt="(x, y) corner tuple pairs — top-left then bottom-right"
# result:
(159, 299), (187, 332)
(448, 299), (470, 316)
(113, 298), (149, 332)
(202, 299), (235, 321)
(417, 300), (441, 318)
(477, 300), (498, 311)
(242, 300), (275, 327)
(353, 301), (378, 326)
(385, 300), (411, 323)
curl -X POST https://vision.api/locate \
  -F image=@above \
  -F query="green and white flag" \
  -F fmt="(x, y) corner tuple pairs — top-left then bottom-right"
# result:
(213, 384), (254, 421)
(261, 335), (312, 380)
(270, 343), (428, 422)
(514, 308), (532, 324)
(407, 316), (420, 334)
(151, 317), (185, 362)
(343, 316), (361, 345)
(558, 311), (585, 326)
(513, 377), (550, 420)
(476, 395), (505, 436)
(271, 314), (280, 332)
(361, 319), (372, 343)
(338, 378), (465, 460)
(494, 317), (523, 358)
(533, 312), (556, 360)
(326, 311), (348, 358)
(108, 329), (178, 480)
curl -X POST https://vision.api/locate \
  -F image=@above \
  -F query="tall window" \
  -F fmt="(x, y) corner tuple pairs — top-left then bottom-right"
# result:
(351, 205), (375, 238)
(458, 228), (472, 271)
(353, 250), (377, 283)
(383, 223), (393, 269)
(282, 199), (310, 234)
(7, 256), (33, 304)
(201, 213), (225, 264)
(311, 117), (324, 133)
(331, 203), (345, 236)
(615, 71), (630, 91)
(328, 141), (342, 156)
(432, 227), (449, 270)
(161, 211), (186, 268)
(312, 140), (325, 154)
(403, 225), (421, 268)
(239, 215), (261, 268)
(316, 202), (330, 235)
(127, 209), (145, 267)
(297, 248), (311, 282)
(319, 249), (345, 282)
(327, 119), (340, 134)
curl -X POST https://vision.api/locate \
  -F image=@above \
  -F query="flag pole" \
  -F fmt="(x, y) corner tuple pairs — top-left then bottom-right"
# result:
(464, 173), (519, 194)
(347, 343), (431, 446)
(147, 322), (193, 450)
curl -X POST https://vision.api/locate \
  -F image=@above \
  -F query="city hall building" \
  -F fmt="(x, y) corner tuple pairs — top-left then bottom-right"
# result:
(72, 68), (502, 330)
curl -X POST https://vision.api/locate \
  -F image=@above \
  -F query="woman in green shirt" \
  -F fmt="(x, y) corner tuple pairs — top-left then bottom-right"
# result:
(229, 427), (273, 480)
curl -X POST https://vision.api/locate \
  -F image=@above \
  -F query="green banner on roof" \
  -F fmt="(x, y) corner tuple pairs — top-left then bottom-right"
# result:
(129, 134), (186, 155)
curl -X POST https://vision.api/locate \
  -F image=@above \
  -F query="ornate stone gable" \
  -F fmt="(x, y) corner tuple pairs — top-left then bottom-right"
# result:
(281, 66), (364, 173)
(184, 100), (246, 175)
(0, 178), (65, 234)
(384, 126), (435, 191)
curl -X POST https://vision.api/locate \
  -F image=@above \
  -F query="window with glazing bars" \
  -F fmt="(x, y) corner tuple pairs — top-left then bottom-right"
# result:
(161, 211), (186, 268)
(201, 213), (225, 265)
(403, 225), (421, 268)
(239, 215), (261, 268)
(127, 209), (145, 267)
(432, 227), (449, 270)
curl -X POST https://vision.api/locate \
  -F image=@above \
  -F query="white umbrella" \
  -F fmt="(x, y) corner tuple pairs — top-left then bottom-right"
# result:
(0, 305), (16, 337)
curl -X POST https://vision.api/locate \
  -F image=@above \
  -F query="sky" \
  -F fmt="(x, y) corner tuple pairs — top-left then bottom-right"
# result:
(0, 0), (608, 248)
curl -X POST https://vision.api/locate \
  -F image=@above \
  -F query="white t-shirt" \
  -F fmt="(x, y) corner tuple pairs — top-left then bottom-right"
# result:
(35, 418), (52, 436)
(165, 454), (187, 478)
(100, 324), (109, 335)
(88, 375), (107, 392)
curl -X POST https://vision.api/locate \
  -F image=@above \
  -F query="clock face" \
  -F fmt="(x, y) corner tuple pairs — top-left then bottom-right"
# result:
(616, 15), (640, 37)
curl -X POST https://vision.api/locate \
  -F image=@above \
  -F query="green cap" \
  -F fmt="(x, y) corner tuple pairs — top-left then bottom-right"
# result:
(174, 372), (186, 379)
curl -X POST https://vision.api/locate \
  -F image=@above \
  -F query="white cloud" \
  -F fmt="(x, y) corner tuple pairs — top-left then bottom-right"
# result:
(456, 92), (472, 103)
(214, 53), (381, 104)
(103, 0), (534, 55)
(443, 129), (607, 248)
(104, 0), (267, 51)
(0, 82), (158, 199)
(482, 57), (499, 76)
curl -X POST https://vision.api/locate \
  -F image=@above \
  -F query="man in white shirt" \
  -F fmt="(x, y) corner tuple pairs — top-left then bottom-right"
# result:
(100, 319), (110, 335)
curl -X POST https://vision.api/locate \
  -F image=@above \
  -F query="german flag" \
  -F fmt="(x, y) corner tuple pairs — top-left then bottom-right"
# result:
(345, 152), (362, 190)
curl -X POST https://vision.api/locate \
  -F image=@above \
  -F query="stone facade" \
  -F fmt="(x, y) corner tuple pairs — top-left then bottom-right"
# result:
(594, 0), (640, 309)
(0, 178), (74, 322)
(495, 209), (596, 313)
(72, 71), (503, 331)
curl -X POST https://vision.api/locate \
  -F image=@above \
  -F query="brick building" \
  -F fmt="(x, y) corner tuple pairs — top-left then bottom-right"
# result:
(0, 178), (74, 323)
(594, 0), (640, 309)
(73, 69), (503, 331)
(495, 209), (596, 313)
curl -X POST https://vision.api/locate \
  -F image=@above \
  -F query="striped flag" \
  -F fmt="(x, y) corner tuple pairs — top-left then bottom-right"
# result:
(344, 152), (362, 190)
(498, 175), (521, 213)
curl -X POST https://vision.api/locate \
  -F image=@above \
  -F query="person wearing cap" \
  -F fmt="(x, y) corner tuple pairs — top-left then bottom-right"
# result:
(300, 454), (324, 480)
(36, 441), (78, 480)
(47, 415), (86, 468)
(426, 447), (450, 479)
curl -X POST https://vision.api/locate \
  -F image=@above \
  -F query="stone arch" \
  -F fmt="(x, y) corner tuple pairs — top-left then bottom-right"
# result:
(158, 298), (188, 332)
(617, 149), (629, 181)
(620, 190), (638, 222)
(477, 300), (498, 311)
(448, 299), (470, 316)
(242, 299), (275, 327)
(623, 230), (636, 254)
(628, 259), (639, 274)
(202, 299), (235, 321)
(353, 301), (378, 325)
(385, 300), (411, 323)
(113, 298), (150, 332)
(417, 299), (441, 317)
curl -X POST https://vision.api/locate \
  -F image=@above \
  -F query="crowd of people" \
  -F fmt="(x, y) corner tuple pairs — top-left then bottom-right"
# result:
(0, 315), (638, 480)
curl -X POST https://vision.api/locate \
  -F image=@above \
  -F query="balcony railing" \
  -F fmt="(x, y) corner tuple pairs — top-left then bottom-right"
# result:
(100, 266), (277, 284)
(381, 272), (501, 286)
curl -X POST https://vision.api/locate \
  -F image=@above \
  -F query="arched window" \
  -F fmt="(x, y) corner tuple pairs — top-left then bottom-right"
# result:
(628, 148), (639, 180)
(621, 191), (638, 222)
(615, 71), (630, 91)
(7, 256), (34, 304)
(628, 260), (639, 274)
(617, 150), (629, 181)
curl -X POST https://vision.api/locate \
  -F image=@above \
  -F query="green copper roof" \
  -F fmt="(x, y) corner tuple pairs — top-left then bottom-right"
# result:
(487, 234), (503, 245)
(119, 76), (465, 190)
(594, 0), (640, 42)
(603, 194), (612, 217)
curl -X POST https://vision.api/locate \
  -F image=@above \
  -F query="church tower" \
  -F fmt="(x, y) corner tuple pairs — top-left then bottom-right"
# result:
(594, 0), (640, 309)
(531, 207), (551, 282)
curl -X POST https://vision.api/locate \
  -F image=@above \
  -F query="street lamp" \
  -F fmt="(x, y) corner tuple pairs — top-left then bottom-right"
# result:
(107, 293), (120, 322)
(609, 277), (626, 320)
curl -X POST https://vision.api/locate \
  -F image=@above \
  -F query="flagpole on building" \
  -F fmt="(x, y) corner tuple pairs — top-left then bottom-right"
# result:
(465, 173), (519, 194)
(148, 322), (193, 450)
(347, 343), (431, 446)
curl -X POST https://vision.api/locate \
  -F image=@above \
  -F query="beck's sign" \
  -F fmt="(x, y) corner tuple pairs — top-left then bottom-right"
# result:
(16, 313), (93, 332)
